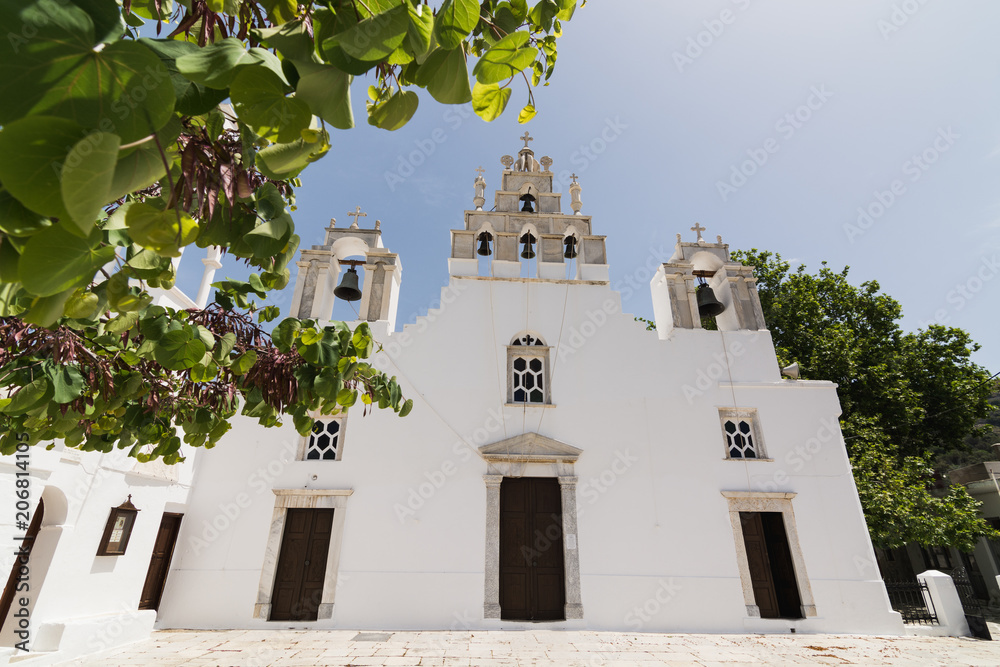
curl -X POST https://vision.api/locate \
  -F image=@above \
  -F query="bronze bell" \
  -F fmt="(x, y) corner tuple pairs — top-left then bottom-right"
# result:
(334, 266), (362, 302)
(477, 232), (492, 256)
(563, 236), (578, 259)
(519, 194), (535, 213)
(519, 232), (536, 259)
(696, 281), (725, 317)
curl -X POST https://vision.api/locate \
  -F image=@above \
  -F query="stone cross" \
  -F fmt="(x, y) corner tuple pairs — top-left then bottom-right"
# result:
(570, 173), (579, 184)
(475, 166), (485, 178)
(520, 132), (533, 148)
(348, 206), (367, 229)
(691, 223), (706, 242)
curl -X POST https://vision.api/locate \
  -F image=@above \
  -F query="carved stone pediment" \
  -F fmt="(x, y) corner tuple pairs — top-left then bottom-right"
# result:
(478, 432), (582, 463)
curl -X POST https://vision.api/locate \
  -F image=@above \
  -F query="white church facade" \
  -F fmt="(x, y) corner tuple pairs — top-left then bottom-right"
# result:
(0, 139), (904, 661)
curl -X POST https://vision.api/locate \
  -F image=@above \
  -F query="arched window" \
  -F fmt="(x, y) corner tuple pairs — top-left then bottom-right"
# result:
(507, 333), (551, 405)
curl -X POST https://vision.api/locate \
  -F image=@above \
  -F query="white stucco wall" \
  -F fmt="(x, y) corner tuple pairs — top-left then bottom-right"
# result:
(156, 275), (903, 635)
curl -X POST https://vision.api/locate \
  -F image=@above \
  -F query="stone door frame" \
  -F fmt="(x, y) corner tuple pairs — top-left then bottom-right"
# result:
(253, 489), (353, 621)
(480, 433), (583, 620)
(722, 491), (817, 619)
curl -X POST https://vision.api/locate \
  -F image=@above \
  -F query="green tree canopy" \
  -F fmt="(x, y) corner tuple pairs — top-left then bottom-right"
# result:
(734, 249), (998, 551)
(0, 0), (579, 462)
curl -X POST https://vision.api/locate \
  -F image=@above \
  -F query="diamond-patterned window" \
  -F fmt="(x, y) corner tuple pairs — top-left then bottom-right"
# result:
(305, 419), (341, 460)
(507, 333), (550, 405)
(719, 409), (765, 460)
(513, 356), (545, 403)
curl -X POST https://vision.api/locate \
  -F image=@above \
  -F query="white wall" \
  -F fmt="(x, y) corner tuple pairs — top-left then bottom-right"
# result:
(158, 276), (903, 635)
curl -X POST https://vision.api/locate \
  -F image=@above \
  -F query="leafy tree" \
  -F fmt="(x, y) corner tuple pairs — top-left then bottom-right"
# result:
(733, 249), (998, 550)
(0, 0), (579, 462)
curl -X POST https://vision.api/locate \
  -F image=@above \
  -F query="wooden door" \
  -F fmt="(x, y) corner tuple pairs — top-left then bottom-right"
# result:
(739, 511), (802, 619)
(0, 499), (43, 632)
(139, 513), (183, 610)
(499, 477), (565, 621)
(269, 509), (334, 621)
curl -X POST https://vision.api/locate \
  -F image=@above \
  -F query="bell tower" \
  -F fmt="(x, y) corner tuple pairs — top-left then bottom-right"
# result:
(289, 209), (401, 330)
(449, 135), (609, 282)
(651, 225), (766, 338)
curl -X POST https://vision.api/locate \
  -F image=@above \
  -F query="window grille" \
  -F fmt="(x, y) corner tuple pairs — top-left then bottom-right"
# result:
(719, 409), (764, 459)
(507, 333), (550, 405)
(305, 420), (340, 461)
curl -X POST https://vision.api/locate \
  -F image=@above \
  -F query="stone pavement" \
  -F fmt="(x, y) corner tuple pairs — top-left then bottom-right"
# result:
(56, 629), (1000, 666)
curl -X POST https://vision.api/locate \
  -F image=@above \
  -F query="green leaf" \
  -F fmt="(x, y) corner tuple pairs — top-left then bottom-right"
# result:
(245, 214), (292, 259)
(155, 329), (208, 371)
(18, 224), (116, 297)
(0, 377), (53, 415)
(0, 116), (86, 220)
(253, 20), (314, 62)
(271, 318), (301, 352)
(175, 38), (287, 90)
(23, 288), (77, 327)
(407, 3), (434, 60)
(336, 387), (358, 407)
(26, 40), (176, 143)
(254, 183), (286, 220)
(0, 0), (95, 126)
(472, 81), (511, 121)
(399, 398), (414, 417)
(473, 31), (537, 84)
(231, 350), (258, 375)
(45, 363), (86, 403)
(138, 38), (230, 116)
(231, 66), (312, 144)
(60, 131), (121, 236)
(294, 62), (354, 130)
(518, 104), (537, 124)
(0, 189), (50, 237)
(256, 132), (330, 179)
(417, 48), (472, 105)
(336, 5), (408, 61)
(369, 90), (419, 131)
(125, 202), (199, 257)
(190, 361), (219, 382)
(0, 239), (21, 283)
(213, 332), (237, 360)
(64, 289), (101, 319)
(434, 0), (480, 50)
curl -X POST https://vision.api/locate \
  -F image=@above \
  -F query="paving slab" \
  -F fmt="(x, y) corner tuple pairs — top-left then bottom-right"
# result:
(34, 629), (1000, 666)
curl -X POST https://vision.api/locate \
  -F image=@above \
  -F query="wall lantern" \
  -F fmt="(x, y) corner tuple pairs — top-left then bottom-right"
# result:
(96, 495), (140, 556)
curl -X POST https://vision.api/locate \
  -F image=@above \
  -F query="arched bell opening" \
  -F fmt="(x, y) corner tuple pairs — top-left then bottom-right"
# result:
(517, 183), (539, 214)
(562, 229), (580, 280)
(473, 222), (497, 277)
(332, 254), (366, 319)
(517, 223), (539, 279)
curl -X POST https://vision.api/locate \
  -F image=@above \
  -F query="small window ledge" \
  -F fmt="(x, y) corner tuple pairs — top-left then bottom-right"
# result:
(724, 457), (774, 462)
(505, 403), (556, 409)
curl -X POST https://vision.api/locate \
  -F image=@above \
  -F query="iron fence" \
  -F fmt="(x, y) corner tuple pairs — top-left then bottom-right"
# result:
(884, 579), (938, 626)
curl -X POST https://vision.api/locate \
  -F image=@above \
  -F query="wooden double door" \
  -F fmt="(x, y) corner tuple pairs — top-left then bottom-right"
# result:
(499, 477), (565, 621)
(739, 511), (803, 619)
(270, 508), (334, 621)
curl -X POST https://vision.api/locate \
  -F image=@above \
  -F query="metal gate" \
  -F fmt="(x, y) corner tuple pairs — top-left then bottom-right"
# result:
(952, 567), (992, 640)
(884, 579), (938, 625)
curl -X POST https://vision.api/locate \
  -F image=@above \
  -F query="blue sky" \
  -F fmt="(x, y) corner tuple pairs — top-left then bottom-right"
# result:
(174, 0), (1000, 372)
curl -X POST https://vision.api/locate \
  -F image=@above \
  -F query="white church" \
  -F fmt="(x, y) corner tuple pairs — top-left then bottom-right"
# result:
(0, 138), (905, 661)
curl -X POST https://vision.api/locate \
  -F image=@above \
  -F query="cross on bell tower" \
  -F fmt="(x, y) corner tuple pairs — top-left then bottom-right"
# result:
(520, 132), (533, 148)
(690, 223), (706, 242)
(348, 206), (367, 229)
